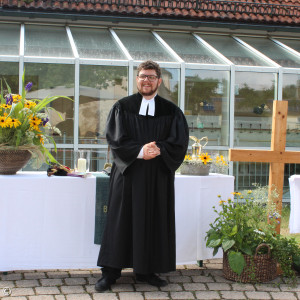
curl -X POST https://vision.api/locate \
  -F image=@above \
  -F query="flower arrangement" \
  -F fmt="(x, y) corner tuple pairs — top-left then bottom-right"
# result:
(205, 185), (300, 283)
(0, 73), (70, 167)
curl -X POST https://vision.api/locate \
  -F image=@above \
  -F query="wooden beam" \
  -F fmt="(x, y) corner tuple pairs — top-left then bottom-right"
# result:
(229, 149), (300, 164)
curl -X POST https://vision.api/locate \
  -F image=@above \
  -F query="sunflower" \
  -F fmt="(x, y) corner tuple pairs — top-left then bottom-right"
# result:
(199, 152), (212, 165)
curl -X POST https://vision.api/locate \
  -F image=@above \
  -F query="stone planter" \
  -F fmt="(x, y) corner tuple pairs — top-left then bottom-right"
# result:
(180, 164), (210, 176)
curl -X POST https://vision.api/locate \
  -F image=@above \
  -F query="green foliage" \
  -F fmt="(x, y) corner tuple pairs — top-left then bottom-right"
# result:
(205, 185), (300, 282)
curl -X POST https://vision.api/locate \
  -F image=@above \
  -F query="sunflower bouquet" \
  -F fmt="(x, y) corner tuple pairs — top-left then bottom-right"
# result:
(0, 73), (70, 167)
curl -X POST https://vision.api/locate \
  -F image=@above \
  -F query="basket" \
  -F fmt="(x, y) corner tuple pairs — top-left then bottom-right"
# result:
(223, 243), (278, 283)
(0, 150), (32, 175)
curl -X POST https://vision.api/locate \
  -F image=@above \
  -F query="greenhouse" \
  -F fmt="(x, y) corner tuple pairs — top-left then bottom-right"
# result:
(0, 20), (299, 195)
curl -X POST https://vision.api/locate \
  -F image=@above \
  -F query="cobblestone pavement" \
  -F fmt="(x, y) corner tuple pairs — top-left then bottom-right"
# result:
(1, 259), (300, 300)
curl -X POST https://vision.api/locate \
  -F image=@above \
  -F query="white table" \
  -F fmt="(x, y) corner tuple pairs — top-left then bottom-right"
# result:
(175, 174), (234, 264)
(289, 175), (300, 233)
(0, 172), (234, 271)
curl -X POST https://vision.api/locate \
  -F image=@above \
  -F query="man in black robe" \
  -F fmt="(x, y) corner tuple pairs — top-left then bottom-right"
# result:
(95, 60), (189, 292)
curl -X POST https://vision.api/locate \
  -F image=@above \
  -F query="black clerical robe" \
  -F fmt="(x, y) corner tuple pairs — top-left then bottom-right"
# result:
(97, 93), (189, 274)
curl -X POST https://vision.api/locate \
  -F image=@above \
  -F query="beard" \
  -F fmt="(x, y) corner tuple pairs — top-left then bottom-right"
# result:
(137, 82), (159, 97)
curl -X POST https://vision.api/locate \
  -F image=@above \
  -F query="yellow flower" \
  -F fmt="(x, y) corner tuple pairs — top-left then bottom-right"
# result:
(37, 134), (44, 145)
(216, 155), (228, 165)
(29, 117), (42, 131)
(9, 118), (21, 128)
(200, 152), (212, 165)
(24, 101), (37, 109)
(219, 200), (226, 205)
(232, 192), (241, 196)
(247, 190), (253, 194)
(0, 116), (9, 128)
(12, 94), (22, 102)
(1, 104), (11, 109)
(217, 194), (221, 198)
(184, 154), (192, 161)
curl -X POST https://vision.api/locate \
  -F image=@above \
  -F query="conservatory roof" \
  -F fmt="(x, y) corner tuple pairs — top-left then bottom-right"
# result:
(1, 0), (300, 27)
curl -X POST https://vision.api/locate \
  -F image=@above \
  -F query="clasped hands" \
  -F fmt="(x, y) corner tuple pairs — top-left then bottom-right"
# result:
(143, 141), (160, 160)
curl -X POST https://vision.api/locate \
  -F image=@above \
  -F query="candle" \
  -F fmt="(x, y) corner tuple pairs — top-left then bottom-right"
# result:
(77, 158), (86, 173)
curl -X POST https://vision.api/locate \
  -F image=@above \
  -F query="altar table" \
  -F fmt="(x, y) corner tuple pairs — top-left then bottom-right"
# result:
(0, 172), (233, 271)
(289, 175), (300, 233)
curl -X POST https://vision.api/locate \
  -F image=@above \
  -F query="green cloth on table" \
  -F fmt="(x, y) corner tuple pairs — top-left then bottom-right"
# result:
(93, 172), (110, 245)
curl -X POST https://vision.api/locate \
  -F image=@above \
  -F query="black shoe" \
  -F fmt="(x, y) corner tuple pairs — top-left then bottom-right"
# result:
(95, 276), (116, 292)
(136, 273), (168, 287)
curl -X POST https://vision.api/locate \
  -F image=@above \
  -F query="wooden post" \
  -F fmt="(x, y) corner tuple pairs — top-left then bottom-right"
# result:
(229, 100), (300, 233)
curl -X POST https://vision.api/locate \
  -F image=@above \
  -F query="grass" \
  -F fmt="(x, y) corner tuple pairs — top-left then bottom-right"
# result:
(281, 204), (300, 244)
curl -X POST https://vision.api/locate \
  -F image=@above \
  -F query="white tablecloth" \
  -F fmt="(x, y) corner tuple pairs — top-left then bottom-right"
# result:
(289, 175), (300, 233)
(0, 172), (234, 271)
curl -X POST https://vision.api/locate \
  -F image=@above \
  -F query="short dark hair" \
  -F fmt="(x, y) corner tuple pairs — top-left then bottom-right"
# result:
(137, 60), (161, 79)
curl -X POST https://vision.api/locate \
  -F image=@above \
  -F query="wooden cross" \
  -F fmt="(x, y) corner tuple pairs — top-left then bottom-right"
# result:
(229, 100), (300, 233)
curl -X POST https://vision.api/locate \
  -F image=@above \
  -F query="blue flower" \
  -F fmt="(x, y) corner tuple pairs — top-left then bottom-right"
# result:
(42, 117), (49, 126)
(25, 82), (33, 92)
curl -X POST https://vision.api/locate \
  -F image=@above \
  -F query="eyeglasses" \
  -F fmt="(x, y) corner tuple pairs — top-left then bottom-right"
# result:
(137, 74), (158, 82)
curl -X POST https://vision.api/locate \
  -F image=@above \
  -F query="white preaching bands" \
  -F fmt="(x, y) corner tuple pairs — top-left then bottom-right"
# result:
(138, 95), (156, 159)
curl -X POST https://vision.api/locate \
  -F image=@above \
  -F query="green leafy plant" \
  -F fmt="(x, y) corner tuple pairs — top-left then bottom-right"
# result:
(205, 185), (300, 282)
(0, 72), (71, 167)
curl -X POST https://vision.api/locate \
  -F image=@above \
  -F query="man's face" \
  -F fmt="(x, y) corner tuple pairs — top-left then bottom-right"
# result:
(136, 69), (162, 99)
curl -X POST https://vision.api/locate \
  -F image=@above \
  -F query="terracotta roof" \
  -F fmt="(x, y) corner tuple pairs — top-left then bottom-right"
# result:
(1, 0), (300, 26)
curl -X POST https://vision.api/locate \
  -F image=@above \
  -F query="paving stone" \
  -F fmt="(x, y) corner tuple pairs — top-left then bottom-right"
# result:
(280, 284), (300, 291)
(169, 276), (191, 283)
(182, 283), (206, 291)
(160, 283), (183, 292)
(55, 295), (66, 300)
(195, 291), (221, 299)
(270, 291), (297, 299)
(111, 283), (134, 292)
(185, 265), (202, 270)
(144, 291), (170, 299)
(0, 280), (16, 288)
(231, 283), (256, 291)
(206, 283), (231, 291)
(170, 291), (195, 299)
(64, 278), (86, 286)
(28, 296), (55, 300)
(60, 286), (85, 294)
(203, 270), (223, 277)
(41, 279), (64, 287)
(180, 270), (202, 276)
(1, 297), (27, 300)
(65, 294), (92, 300)
(87, 277), (98, 285)
(191, 275), (215, 283)
(206, 264), (222, 270)
(35, 287), (61, 295)
(1, 273), (23, 280)
(25, 272), (47, 280)
(92, 293), (118, 300)
(16, 280), (40, 288)
(11, 287), (35, 296)
(220, 291), (246, 299)
(69, 271), (92, 278)
(164, 270), (182, 276)
(255, 283), (280, 291)
(135, 283), (159, 291)
(175, 265), (185, 270)
(116, 276), (135, 284)
(85, 284), (96, 294)
(211, 276), (233, 283)
(119, 292), (144, 300)
(47, 272), (69, 279)
(245, 291), (271, 299)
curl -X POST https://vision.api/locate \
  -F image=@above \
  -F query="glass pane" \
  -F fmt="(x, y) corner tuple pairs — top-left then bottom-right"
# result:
(79, 65), (128, 144)
(158, 32), (226, 64)
(234, 72), (276, 147)
(0, 24), (19, 55)
(283, 74), (300, 147)
(25, 25), (73, 57)
(0, 62), (19, 92)
(71, 27), (126, 60)
(200, 34), (273, 66)
(240, 36), (300, 68)
(133, 67), (179, 106)
(25, 63), (75, 144)
(185, 69), (230, 146)
(276, 38), (300, 54)
(115, 30), (175, 62)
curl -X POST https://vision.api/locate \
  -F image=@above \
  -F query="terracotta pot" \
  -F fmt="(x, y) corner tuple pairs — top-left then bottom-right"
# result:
(0, 150), (32, 175)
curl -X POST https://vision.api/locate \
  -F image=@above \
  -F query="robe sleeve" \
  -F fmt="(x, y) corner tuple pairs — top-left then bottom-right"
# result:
(105, 102), (143, 174)
(156, 108), (189, 172)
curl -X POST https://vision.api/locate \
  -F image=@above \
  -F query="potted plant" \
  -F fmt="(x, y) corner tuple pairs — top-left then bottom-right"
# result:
(0, 73), (71, 174)
(205, 185), (300, 283)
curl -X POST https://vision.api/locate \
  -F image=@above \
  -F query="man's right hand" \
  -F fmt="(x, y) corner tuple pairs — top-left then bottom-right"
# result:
(143, 142), (160, 160)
